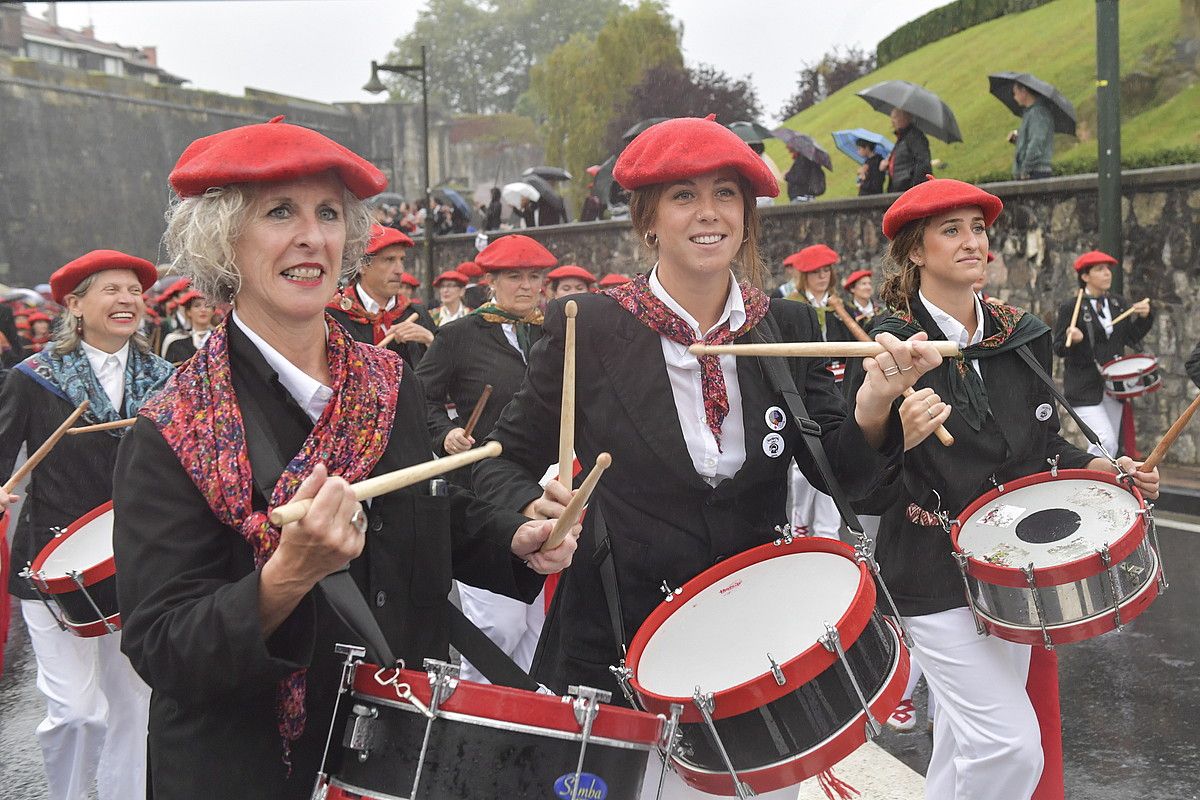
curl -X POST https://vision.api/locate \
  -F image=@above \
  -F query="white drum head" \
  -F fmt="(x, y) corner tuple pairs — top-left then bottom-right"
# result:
(40, 510), (116, 577)
(1103, 356), (1155, 378)
(635, 551), (861, 698)
(957, 479), (1140, 570)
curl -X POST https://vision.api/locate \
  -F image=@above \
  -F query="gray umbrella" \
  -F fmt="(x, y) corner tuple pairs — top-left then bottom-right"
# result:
(522, 166), (573, 182)
(856, 80), (963, 143)
(988, 72), (1077, 136)
(772, 128), (833, 171)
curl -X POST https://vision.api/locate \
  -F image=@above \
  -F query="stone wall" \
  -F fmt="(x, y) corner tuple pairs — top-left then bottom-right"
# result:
(412, 164), (1200, 466)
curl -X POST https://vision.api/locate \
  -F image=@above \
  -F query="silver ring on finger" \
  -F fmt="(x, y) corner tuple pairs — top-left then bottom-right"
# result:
(927, 406), (938, 419)
(350, 507), (368, 535)
(900, 365), (914, 372)
(883, 366), (901, 377)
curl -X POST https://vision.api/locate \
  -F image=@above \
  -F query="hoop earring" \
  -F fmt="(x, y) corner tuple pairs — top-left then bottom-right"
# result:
(644, 231), (657, 248)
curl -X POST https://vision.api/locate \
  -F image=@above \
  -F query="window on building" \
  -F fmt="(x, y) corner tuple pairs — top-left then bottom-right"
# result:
(103, 56), (124, 76)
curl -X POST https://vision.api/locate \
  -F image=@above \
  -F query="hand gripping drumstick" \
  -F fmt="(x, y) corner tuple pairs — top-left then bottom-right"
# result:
(66, 418), (137, 435)
(689, 341), (963, 358)
(828, 298), (954, 448)
(268, 441), (502, 526)
(558, 300), (578, 486)
(1064, 289), (1084, 348)
(1139, 392), (1200, 474)
(1110, 299), (1151, 327)
(376, 313), (420, 348)
(461, 384), (493, 439)
(540, 453), (611, 553)
(3, 400), (89, 494)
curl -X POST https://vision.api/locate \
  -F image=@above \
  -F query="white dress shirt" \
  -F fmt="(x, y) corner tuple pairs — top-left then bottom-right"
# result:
(81, 340), (129, 412)
(919, 289), (984, 377)
(191, 328), (212, 350)
(649, 267), (746, 486)
(356, 284), (397, 315)
(1088, 293), (1114, 336)
(435, 304), (469, 325)
(233, 311), (333, 423)
(501, 323), (524, 362)
(854, 299), (875, 317)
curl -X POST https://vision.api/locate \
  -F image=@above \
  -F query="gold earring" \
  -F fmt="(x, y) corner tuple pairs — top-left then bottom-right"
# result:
(644, 231), (657, 247)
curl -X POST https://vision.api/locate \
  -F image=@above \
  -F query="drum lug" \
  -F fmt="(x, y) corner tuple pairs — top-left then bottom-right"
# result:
(766, 653), (786, 686)
(654, 704), (685, 800)
(691, 688), (755, 799)
(772, 523), (795, 545)
(1021, 564), (1055, 650)
(608, 661), (639, 708)
(1046, 454), (1060, 478)
(19, 564), (68, 632)
(566, 686), (610, 800)
(660, 580), (682, 601)
(422, 658), (460, 712)
(953, 551), (987, 637)
(819, 624), (883, 740)
(1097, 544), (1125, 632)
(68, 569), (117, 634)
(346, 703), (381, 762)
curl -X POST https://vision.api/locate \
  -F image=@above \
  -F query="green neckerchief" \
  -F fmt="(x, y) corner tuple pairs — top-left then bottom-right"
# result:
(873, 300), (1049, 431)
(469, 303), (544, 359)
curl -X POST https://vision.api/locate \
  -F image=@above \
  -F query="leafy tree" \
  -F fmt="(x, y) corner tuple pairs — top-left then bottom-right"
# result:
(778, 46), (876, 120)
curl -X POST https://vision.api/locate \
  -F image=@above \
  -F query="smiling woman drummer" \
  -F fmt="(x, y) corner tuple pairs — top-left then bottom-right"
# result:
(111, 117), (580, 799)
(472, 115), (943, 798)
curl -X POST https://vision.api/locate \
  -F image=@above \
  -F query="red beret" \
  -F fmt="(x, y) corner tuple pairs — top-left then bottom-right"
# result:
(365, 224), (414, 255)
(174, 290), (207, 308)
(169, 116), (387, 200)
(882, 177), (1003, 240)
(547, 265), (597, 284)
(432, 270), (469, 287)
(1074, 250), (1117, 273)
(50, 250), (158, 304)
(614, 115), (779, 198)
(476, 235), (558, 272)
(598, 273), (631, 287)
(457, 261), (483, 279)
(26, 311), (52, 325)
(154, 276), (191, 305)
(787, 244), (839, 273)
(400, 272), (420, 288)
(842, 269), (872, 291)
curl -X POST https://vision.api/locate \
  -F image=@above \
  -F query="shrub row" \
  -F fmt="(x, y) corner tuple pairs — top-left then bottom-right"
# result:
(877, 0), (1055, 66)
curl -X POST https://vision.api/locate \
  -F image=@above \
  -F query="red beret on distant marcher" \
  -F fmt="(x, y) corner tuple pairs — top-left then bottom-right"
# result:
(154, 276), (191, 305)
(400, 272), (420, 288)
(614, 115), (779, 198)
(432, 270), (469, 287)
(475, 235), (558, 272)
(1074, 250), (1118, 273)
(457, 261), (483, 279)
(26, 311), (52, 325)
(842, 269), (872, 291)
(168, 116), (387, 200)
(547, 265), (597, 284)
(50, 250), (158, 304)
(365, 224), (414, 255)
(787, 244), (839, 273)
(173, 290), (205, 309)
(598, 273), (631, 288)
(882, 176), (1003, 240)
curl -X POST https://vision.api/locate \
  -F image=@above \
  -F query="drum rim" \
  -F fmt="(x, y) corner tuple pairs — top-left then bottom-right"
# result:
(1100, 353), (1158, 379)
(1104, 376), (1162, 399)
(350, 664), (664, 745)
(626, 537), (875, 722)
(951, 469), (1146, 588)
(63, 612), (122, 638)
(30, 501), (116, 593)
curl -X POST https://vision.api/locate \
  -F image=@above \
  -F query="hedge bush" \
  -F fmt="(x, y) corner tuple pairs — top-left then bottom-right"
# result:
(966, 146), (1200, 184)
(877, 0), (1056, 65)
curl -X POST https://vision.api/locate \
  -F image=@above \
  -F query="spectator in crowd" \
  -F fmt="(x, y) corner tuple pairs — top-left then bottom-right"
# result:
(484, 187), (503, 231)
(0, 302), (24, 366)
(1009, 81), (1055, 180)
(784, 146), (826, 202)
(579, 185), (604, 222)
(886, 108), (932, 193)
(857, 138), (886, 195)
(544, 265), (595, 300)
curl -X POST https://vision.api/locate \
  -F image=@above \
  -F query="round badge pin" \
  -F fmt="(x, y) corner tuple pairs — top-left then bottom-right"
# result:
(762, 432), (785, 458)
(765, 406), (786, 431)
(1035, 403), (1053, 422)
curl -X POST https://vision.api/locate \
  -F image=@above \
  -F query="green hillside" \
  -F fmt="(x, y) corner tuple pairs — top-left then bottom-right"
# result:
(768, 0), (1195, 199)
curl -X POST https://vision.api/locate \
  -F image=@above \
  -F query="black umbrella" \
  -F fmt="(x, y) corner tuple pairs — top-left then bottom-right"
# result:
(523, 174), (570, 223)
(728, 121), (775, 145)
(621, 117), (670, 142)
(772, 128), (833, 171)
(857, 80), (963, 143)
(988, 72), (1077, 136)
(522, 166), (573, 182)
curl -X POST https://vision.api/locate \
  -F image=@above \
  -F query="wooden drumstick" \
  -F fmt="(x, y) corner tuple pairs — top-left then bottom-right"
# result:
(540, 453), (611, 553)
(1110, 299), (1150, 327)
(461, 384), (493, 439)
(3, 400), (89, 494)
(559, 300), (578, 486)
(377, 313), (420, 348)
(268, 441), (502, 526)
(66, 418), (137, 435)
(1064, 289), (1084, 348)
(1139, 392), (1200, 474)
(689, 341), (963, 358)
(829, 296), (954, 447)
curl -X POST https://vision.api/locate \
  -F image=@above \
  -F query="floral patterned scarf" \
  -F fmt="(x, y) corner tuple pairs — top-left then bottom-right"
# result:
(138, 316), (401, 765)
(605, 271), (770, 450)
(469, 302), (544, 358)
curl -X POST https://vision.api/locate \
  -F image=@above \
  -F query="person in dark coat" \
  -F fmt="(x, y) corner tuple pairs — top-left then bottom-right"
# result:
(1186, 340), (1200, 388)
(783, 147), (826, 201)
(459, 260), (492, 310)
(161, 290), (215, 364)
(113, 119), (579, 800)
(484, 186), (503, 230)
(1, 250), (170, 800)
(471, 116), (937, 797)
(852, 178), (1158, 800)
(1053, 250), (1153, 456)
(856, 139), (887, 196)
(886, 108), (932, 193)
(0, 302), (24, 367)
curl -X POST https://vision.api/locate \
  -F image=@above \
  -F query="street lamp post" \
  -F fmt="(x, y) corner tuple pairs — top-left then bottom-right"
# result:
(1095, 0), (1122, 293)
(364, 45), (433, 291)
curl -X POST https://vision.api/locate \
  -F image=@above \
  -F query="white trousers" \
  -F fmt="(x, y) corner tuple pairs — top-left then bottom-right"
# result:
(639, 755), (798, 800)
(1073, 394), (1122, 457)
(21, 599), (150, 800)
(788, 464), (840, 539)
(455, 582), (545, 684)
(905, 608), (1042, 800)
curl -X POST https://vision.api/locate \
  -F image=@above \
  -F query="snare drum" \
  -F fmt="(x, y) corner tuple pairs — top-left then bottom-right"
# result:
(314, 657), (666, 800)
(25, 502), (120, 637)
(624, 536), (909, 797)
(951, 469), (1165, 647)
(1100, 354), (1160, 400)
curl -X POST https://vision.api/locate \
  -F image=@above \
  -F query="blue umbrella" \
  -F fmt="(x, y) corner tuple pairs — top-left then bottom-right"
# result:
(433, 188), (471, 216)
(832, 129), (894, 164)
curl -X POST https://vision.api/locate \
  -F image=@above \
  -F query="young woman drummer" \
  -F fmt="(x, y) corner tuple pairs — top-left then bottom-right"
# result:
(472, 115), (943, 798)
(0, 250), (172, 800)
(846, 178), (1159, 800)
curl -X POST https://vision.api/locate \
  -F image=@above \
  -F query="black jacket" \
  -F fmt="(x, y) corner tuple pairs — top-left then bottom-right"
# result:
(113, 319), (540, 800)
(1053, 292), (1154, 406)
(472, 294), (903, 699)
(1186, 341), (1200, 389)
(887, 126), (932, 193)
(859, 153), (886, 196)
(845, 301), (1094, 616)
(0, 304), (24, 367)
(326, 295), (438, 369)
(784, 156), (826, 200)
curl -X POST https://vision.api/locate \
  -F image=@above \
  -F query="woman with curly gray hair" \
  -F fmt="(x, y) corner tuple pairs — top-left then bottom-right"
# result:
(111, 117), (579, 799)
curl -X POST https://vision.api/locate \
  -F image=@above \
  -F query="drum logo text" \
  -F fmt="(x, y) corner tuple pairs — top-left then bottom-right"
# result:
(554, 773), (608, 799)
(719, 580), (743, 595)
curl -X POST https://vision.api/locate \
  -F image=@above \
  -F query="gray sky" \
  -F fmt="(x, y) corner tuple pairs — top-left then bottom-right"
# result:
(28, 0), (948, 123)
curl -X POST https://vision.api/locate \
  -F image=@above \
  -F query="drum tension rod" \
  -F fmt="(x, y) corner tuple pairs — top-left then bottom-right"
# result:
(852, 543), (912, 647)
(19, 564), (68, 632)
(1097, 545), (1125, 632)
(609, 662), (639, 708)
(952, 552), (988, 637)
(691, 688), (755, 799)
(819, 624), (883, 740)
(1021, 564), (1054, 650)
(655, 705), (685, 800)
(67, 569), (117, 634)
(660, 580), (682, 601)
(409, 661), (457, 800)
(315, 643), (367, 788)
(1046, 455), (1060, 478)
(1140, 505), (1169, 592)
(773, 523), (795, 546)
(567, 685), (611, 800)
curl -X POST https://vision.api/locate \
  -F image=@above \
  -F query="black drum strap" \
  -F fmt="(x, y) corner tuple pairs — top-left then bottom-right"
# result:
(446, 601), (542, 692)
(1015, 344), (1105, 450)
(591, 506), (628, 661)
